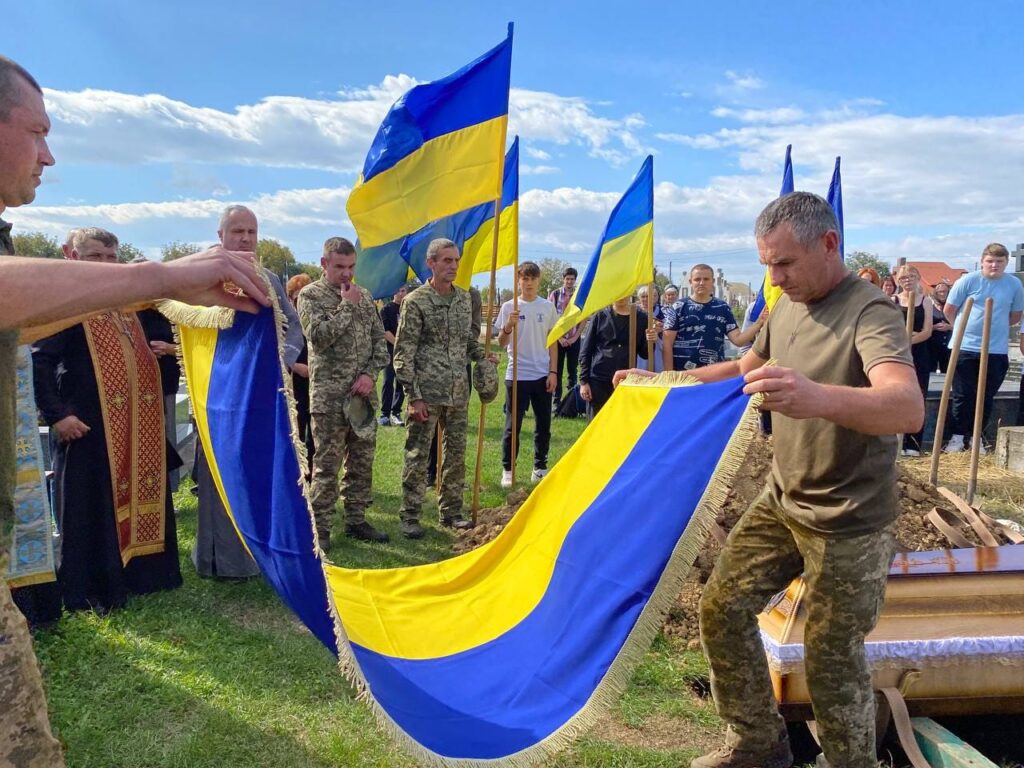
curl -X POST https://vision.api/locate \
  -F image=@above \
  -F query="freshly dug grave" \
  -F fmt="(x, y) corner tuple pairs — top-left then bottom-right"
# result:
(453, 437), (1013, 647)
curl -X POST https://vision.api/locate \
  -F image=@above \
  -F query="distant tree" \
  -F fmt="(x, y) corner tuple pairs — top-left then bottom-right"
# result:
(538, 257), (573, 299)
(847, 251), (891, 278)
(298, 263), (322, 281)
(499, 288), (514, 303)
(161, 241), (202, 262)
(117, 241), (145, 264)
(653, 268), (670, 291)
(256, 238), (297, 278)
(12, 231), (62, 259)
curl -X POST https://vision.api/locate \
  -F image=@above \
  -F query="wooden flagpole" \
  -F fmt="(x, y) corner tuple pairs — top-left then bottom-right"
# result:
(435, 423), (444, 494)
(510, 264), (520, 486)
(628, 302), (637, 369)
(646, 282), (656, 371)
(967, 297), (993, 504)
(930, 297), (973, 485)
(471, 142), (509, 520)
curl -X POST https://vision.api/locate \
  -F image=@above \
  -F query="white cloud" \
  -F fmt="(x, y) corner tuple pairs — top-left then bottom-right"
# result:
(521, 164), (560, 176)
(724, 70), (765, 91)
(525, 147), (551, 161)
(42, 79), (649, 173)
(9, 186), (353, 238)
(710, 106), (806, 124)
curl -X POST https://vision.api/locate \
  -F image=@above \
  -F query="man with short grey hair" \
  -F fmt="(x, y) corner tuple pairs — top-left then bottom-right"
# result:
(394, 238), (496, 538)
(617, 191), (923, 768)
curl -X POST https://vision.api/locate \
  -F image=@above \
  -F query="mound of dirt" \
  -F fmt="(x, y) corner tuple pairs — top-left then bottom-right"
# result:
(453, 435), (999, 646)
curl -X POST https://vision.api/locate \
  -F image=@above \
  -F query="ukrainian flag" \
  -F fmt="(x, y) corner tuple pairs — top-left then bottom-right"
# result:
(547, 155), (654, 346)
(749, 144), (793, 321)
(403, 136), (519, 289)
(826, 155), (844, 259)
(346, 25), (513, 251)
(355, 137), (519, 299)
(164, 285), (762, 766)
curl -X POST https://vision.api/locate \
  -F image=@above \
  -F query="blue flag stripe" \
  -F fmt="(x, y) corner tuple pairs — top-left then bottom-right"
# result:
(361, 27), (513, 183)
(350, 379), (750, 759)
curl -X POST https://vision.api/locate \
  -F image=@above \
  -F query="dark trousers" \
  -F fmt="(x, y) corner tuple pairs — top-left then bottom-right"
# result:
(586, 378), (615, 419)
(554, 338), (581, 406)
(903, 347), (932, 451)
(502, 377), (552, 471)
(951, 351), (1009, 443)
(380, 360), (404, 418)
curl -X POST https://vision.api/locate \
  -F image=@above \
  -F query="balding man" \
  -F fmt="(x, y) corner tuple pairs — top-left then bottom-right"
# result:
(192, 204), (303, 579)
(0, 53), (270, 767)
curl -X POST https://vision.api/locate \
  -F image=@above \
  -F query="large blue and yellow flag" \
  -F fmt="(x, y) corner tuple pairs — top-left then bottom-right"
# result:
(826, 155), (844, 260)
(354, 137), (519, 299)
(403, 135), (519, 289)
(346, 25), (513, 251)
(162, 284), (761, 766)
(748, 144), (794, 321)
(546, 155), (654, 346)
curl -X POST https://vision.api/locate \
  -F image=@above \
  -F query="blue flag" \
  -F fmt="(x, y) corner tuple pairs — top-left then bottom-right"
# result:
(826, 156), (844, 260)
(749, 145), (794, 320)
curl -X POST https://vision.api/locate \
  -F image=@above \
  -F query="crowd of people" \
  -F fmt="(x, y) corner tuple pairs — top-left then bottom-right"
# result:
(3, 48), (1023, 768)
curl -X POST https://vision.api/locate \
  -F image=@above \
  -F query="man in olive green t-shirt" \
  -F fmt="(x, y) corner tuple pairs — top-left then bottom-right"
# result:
(617, 192), (922, 768)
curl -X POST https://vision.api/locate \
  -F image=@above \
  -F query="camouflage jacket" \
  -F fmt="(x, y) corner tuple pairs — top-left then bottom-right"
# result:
(394, 283), (483, 406)
(297, 278), (388, 413)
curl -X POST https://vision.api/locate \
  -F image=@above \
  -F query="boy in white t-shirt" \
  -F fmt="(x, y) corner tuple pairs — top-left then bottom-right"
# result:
(494, 261), (559, 487)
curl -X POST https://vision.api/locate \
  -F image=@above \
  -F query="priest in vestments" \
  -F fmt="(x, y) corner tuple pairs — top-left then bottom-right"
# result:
(32, 228), (181, 613)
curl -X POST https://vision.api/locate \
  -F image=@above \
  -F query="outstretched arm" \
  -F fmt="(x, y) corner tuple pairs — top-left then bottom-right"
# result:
(1, 246), (269, 331)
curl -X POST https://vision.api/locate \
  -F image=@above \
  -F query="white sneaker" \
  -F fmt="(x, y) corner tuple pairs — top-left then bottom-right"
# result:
(901, 448), (921, 457)
(977, 442), (988, 455)
(944, 435), (965, 453)
(501, 470), (513, 489)
(530, 468), (548, 483)
(389, 414), (405, 427)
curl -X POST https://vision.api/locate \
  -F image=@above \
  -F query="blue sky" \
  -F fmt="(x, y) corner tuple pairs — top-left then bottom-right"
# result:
(6, 1), (1024, 288)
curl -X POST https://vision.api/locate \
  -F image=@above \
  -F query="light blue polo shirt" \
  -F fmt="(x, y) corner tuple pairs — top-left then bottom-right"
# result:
(947, 271), (1024, 354)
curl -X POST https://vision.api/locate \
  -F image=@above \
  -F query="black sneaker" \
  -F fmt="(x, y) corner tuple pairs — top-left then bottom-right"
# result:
(345, 521), (390, 543)
(400, 520), (425, 539)
(441, 515), (473, 530)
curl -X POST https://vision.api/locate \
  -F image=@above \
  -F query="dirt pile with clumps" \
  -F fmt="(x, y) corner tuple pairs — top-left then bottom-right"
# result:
(452, 488), (528, 555)
(452, 437), (999, 646)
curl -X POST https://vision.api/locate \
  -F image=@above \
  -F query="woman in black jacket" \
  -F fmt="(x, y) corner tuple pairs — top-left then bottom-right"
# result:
(579, 297), (649, 418)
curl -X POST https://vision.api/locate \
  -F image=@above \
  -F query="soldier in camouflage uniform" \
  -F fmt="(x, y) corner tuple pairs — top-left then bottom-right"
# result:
(298, 237), (390, 546)
(618, 193), (922, 768)
(394, 239), (496, 539)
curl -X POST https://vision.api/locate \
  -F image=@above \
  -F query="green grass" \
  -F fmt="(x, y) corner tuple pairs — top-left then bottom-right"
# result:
(31, 371), (721, 767)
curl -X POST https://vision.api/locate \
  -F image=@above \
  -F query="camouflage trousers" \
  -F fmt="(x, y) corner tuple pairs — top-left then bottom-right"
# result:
(0, 575), (65, 767)
(309, 410), (376, 535)
(699, 488), (896, 768)
(400, 403), (468, 522)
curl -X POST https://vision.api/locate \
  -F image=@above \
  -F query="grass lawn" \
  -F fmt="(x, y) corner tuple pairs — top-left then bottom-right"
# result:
(31, 374), (721, 767)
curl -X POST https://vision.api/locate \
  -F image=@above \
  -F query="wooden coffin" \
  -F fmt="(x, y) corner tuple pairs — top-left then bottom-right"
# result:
(758, 546), (1024, 718)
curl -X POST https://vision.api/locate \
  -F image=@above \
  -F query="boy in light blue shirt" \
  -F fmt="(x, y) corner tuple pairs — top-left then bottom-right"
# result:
(943, 243), (1024, 452)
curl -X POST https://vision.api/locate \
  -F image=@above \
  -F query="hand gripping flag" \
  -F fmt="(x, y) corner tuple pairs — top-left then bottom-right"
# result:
(161, 282), (763, 767)
(354, 137), (518, 299)
(546, 155), (654, 346)
(826, 156), (844, 260)
(748, 144), (794, 321)
(347, 26), (512, 252)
